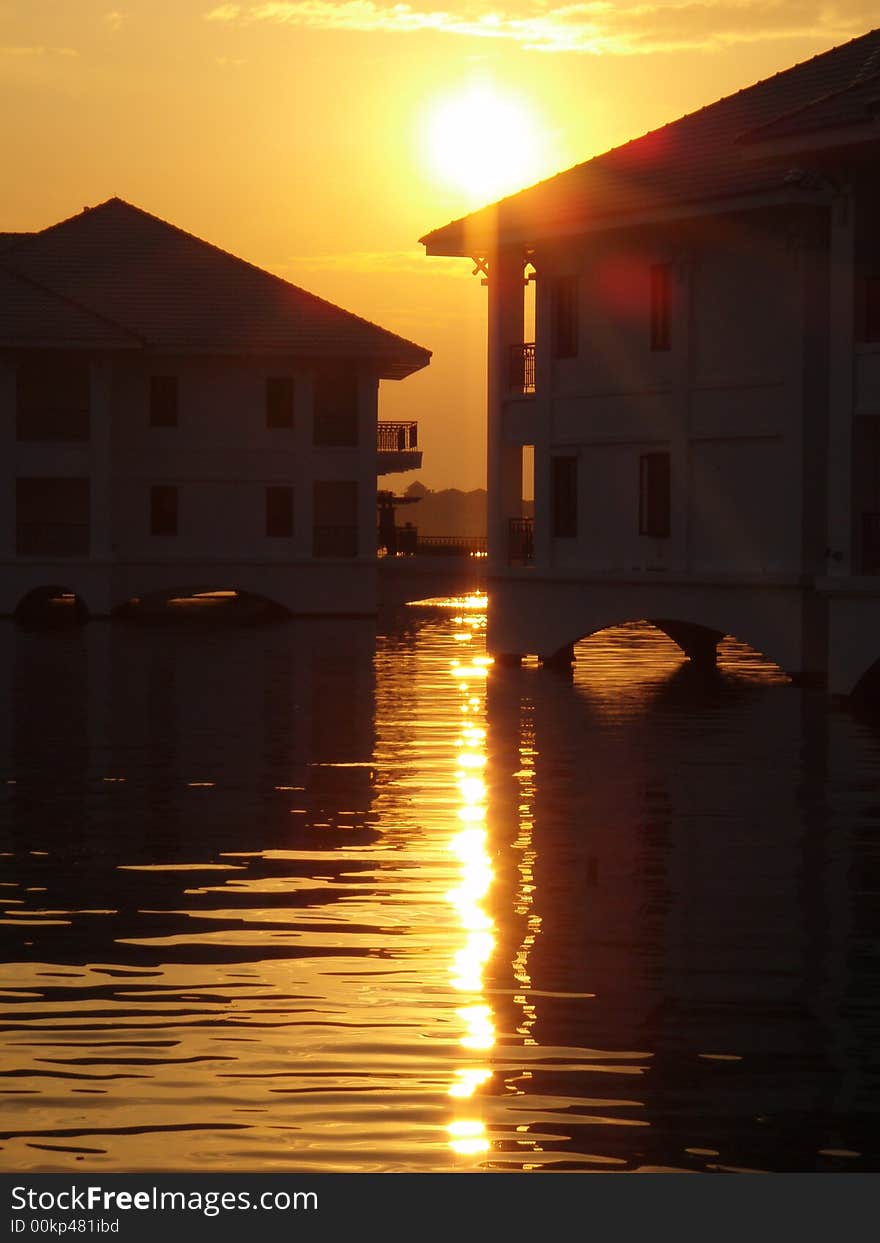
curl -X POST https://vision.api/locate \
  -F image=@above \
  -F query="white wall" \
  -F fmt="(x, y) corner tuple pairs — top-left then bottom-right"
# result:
(521, 211), (809, 579)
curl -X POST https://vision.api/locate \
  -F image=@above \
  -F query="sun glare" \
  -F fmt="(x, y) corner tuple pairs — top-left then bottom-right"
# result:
(424, 86), (546, 203)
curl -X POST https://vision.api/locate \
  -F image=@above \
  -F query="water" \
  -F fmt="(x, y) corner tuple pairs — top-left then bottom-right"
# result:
(1, 602), (878, 1173)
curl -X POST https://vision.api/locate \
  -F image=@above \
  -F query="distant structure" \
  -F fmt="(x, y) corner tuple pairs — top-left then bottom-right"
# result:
(422, 28), (880, 694)
(0, 198), (429, 618)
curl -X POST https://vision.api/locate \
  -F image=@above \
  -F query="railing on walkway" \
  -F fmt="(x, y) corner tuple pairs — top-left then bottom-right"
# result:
(509, 343), (536, 394)
(388, 529), (487, 558)
(508, 517), (534, 565)
(378, 422), (418, 452)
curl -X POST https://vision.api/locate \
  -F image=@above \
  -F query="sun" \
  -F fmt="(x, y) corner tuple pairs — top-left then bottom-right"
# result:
(424, 85), (546, 204)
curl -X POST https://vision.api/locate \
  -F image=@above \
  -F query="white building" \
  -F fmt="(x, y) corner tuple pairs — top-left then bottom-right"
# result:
(421, 28), (880, 695)
(0, 198), (429, 618)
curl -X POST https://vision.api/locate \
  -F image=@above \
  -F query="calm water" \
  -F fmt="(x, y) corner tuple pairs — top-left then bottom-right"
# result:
(1, 601), (878, 1173)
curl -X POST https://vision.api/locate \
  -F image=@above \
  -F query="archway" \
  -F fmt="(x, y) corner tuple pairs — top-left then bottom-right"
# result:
(114, 587), (290, 625)
(14, 585), (89, 628)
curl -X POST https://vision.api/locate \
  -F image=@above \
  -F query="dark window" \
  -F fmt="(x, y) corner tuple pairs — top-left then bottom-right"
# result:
(266, 377), (294, 429)
(313, 480), (358, 556)
(266, 486), (293, 537)
(16, 354), (90, 441)
(16, 477), (90, 557)
(551, 456), (578, 538)
(639, 452), (671, 538)
(650, 263), (672, 351)
(150, 485), (178, 536)
(552, 275), (578, 359)
(150, 376), (178, 427)
(314, 370), (358, 446)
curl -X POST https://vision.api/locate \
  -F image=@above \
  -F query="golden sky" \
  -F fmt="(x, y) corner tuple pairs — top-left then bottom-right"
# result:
(2, 1), (876, 488)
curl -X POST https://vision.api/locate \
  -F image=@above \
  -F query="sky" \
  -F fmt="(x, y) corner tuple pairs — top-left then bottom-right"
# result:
(2, 0), (877, 489)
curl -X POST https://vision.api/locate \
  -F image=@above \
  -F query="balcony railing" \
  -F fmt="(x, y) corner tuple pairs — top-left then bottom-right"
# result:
(377, 421), (422, 475)
(387, 529), (487, 557)
(509, 343), (536, 395)
(508, 517), (534, 565)
(378, 422), (418, 452)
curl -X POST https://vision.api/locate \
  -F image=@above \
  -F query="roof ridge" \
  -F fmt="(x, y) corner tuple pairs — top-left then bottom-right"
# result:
(0, 254), (143, 346)
(64, 198), (430, 359)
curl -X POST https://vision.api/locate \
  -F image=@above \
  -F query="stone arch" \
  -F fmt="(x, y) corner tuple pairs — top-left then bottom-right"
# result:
(14, 585), (90, 627)
(114, 584), (291, 623)
(541, 616), (786, 673)
(488, 579), (809, 680)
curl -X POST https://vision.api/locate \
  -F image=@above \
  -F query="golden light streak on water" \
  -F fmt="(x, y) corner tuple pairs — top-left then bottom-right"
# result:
(445, 625), (497, 1161)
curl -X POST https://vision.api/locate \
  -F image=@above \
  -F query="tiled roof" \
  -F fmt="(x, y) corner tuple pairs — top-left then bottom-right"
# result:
(421, 28), (880, 256)
(1, 199), (430, 379)
(0, 266), (138, 349)
(742, 71), (880, 143)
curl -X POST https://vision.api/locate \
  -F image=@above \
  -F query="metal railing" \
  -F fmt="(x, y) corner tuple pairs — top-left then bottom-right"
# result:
(313, 524), (358, 557)
(509, 343), (536, 394)
(389, 530), (487, 557)
(378, 422), (418, 452)
(508, 517), (534, 565)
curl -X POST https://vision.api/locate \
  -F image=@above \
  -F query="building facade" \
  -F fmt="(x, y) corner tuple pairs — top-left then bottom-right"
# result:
(0, 198), (430, 618)
(421, 29), (880, 694)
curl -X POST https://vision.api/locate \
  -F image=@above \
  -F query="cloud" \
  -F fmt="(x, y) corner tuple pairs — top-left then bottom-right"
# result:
(0, 44), (78, 56)
(203, 0), (878, 54)
(103, 10), (125, 31)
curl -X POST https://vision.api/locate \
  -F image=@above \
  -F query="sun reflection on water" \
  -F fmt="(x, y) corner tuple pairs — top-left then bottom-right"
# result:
(444, 607), (497, 1160)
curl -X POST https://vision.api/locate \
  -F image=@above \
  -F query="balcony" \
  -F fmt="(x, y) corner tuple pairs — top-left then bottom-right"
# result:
(508, 517), (534, 565)
(509, 343), (535, 395)
(378, 421), (422, 475)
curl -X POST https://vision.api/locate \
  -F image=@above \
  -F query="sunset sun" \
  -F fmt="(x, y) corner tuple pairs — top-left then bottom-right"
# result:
(424, 85), (546, 203)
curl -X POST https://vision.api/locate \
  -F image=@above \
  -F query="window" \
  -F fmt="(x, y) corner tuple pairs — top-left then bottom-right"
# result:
(551, 456), (578, 538)
(313, 480), (358, 556)
(16, 477), (90, 556)
(266, 377), (294, 429)
(150, 485), (178, 536)
(639, 452), (671, 538)
(16, 354), (90, 441)
(314, 370), (358, 446)
(552, 275), (578, 359)
(266, 486), (293, 537)
(650, 263), (672, 351)
(150, 376), (178, 427)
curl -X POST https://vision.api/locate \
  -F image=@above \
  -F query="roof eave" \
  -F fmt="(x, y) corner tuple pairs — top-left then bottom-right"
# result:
(738, 120), (880, 159)
(421, 184), (834, 257)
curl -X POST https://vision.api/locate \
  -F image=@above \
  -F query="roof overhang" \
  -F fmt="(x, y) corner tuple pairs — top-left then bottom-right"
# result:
(420, 184), (834, 258)
(738, 122), (880, 161)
